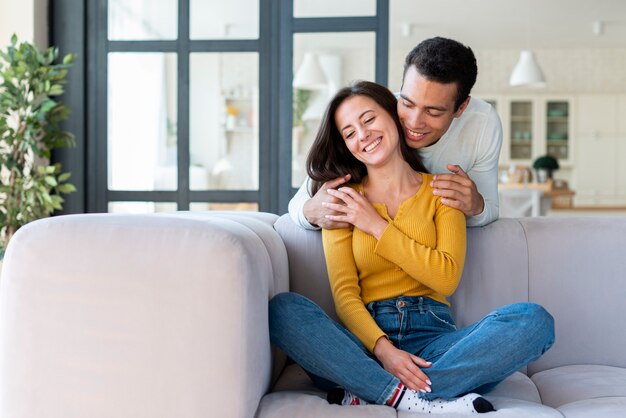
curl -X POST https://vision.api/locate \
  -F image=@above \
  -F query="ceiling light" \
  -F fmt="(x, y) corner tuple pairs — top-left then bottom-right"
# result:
(592, 20), (604, 36)
(293, 53), (327, 90)
(509, 50), (546, 88)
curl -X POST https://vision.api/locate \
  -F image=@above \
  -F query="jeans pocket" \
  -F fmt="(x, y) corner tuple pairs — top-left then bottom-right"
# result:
(427, 309), (457, 330)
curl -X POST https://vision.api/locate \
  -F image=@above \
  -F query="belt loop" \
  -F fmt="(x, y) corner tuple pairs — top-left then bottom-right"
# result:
(418, 297), (424, 314)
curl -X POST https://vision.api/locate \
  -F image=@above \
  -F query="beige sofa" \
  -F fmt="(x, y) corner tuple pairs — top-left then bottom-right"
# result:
(1, 212), (625, 417)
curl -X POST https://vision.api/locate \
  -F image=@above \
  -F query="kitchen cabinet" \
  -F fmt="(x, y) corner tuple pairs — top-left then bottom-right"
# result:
(481, 95), (574, 166)
(573, 94), (626, 206)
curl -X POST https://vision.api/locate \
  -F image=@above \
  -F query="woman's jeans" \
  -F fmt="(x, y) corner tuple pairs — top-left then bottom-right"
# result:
(269, 293), (555, 404)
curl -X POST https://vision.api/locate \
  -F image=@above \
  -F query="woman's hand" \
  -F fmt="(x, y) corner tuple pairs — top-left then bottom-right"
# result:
(323, 187), (388, 239)
(373, 337), (432, 393)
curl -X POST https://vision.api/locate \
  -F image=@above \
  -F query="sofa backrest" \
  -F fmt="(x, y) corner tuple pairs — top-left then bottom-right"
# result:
(1, 212), (288, 418)
(273, 214), (626, 375)
(518, 216), (626, 374)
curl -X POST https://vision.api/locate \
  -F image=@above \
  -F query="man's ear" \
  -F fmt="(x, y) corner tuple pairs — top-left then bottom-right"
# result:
(454, 96), (471, 118)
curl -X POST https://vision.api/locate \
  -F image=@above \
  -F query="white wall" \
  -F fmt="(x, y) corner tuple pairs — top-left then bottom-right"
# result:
(0, 0), (48, 49)
(389, 47), (626, 95)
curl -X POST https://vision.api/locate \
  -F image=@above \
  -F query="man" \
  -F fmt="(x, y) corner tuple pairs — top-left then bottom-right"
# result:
(289, 36), (502, 229)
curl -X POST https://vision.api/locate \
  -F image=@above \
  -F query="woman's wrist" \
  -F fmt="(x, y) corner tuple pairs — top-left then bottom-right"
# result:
(373, 335), (394, 359)
(371, 219), (388, 240)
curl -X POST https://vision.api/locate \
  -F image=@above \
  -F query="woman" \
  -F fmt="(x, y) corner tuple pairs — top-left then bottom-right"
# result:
(269, 81), (554, 415)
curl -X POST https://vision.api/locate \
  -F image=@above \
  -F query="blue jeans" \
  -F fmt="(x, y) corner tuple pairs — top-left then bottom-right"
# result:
(269, 293), (554, 404)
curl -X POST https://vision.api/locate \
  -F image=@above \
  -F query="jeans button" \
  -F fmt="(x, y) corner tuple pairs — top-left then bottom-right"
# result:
(397, 301), (406, 308)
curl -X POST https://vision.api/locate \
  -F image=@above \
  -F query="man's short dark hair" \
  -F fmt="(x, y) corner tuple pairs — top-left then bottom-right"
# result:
(403, 37), (477, 111)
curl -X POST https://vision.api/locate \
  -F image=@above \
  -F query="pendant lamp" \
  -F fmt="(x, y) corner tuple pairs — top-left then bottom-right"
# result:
(509, 0), (546, 88)
(293, 53), (327, 90)
(509, 50), (546, 88)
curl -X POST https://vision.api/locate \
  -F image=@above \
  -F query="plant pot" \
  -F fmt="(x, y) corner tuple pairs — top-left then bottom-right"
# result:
(535, 168), (553, 183)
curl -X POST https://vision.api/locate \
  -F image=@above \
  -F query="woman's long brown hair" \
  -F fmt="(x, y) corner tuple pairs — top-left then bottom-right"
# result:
(306, 80), (427, 196)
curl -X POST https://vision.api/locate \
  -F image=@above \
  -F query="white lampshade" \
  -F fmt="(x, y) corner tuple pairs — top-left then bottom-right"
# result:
(293, 53), (327, 90)
(509, 50), (546, 88)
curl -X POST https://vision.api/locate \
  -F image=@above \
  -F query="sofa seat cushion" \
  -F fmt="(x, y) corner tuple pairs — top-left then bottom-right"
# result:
(485, 371), (542, 404)
(257, 392), (397, 418)
(531, 364), (626, 408)
(263, 364), (561, 417)
(556, 397), (626, 418)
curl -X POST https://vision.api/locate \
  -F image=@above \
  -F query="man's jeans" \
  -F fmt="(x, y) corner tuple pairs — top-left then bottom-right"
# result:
(269, 293), (555, 404)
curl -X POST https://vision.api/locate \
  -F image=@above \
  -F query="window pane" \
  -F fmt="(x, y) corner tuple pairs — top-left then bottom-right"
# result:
(294, 0), (376, 17)
(190, 0), (259, 40)
(292, 32), (376, 188)
(108, 202), (177, 213)
(189, 202), (258, 211)
(108, 0), (178, 40)
(189, 53), (259, 191)
(108, 53), (178, 191)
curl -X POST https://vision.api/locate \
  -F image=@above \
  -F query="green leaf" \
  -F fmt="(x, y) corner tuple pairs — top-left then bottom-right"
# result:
(44, 176), (58, 187)
(57, 183), (76, 194)
(49, 84), (64, 95)
(62, 53), (75, 65)
(58, 172), (71, 182)
(40, 99), (56, 114)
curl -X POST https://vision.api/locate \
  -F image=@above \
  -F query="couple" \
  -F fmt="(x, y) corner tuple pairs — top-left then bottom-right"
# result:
(270, 37), (554, 415)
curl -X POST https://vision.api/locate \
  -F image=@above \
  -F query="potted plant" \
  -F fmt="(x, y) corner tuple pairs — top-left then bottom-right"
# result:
(532, 155), (559, 183)
(0, 35), (76, 258)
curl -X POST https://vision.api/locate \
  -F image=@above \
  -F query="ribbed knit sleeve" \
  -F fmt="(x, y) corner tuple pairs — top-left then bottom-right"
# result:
(374, 197), (466, 297)
(322, 227), (387, 352)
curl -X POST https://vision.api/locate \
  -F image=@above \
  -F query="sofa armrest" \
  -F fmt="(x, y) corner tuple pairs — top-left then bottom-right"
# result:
(0, 213), (285, 418)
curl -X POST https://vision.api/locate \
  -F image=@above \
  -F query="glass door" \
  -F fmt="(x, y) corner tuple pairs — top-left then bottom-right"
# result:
(281, 0), (389, 211)
(545, 101), (569, 160)
(509, 100), (533, 160)
(103, 0), (265, 213)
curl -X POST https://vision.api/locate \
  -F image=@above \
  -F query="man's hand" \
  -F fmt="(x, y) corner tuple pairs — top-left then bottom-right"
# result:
(373, 337), (432, 393)
(323, 187), (388, 239)
(431, 164), (484, 217)
(303, 175), (351, 229)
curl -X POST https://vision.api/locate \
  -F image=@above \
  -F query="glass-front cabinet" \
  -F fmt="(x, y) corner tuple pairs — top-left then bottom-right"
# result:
(492, 96), (573, 166)
(545, 101), (570, 160)
(509, 100), (534, 160)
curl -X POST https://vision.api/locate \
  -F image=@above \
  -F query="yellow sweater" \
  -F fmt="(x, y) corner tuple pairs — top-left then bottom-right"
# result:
(321, 173), (466, 352)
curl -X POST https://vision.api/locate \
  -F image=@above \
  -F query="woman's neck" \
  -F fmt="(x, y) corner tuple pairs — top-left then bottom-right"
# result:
(364, 158), (422, 206)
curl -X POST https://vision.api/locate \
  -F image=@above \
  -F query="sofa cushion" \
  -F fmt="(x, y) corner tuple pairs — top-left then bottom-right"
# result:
(1, 214), (276, 418)
(531, 364), (626, 408)
(450, 218), (530, 329)
(557, 397), (626, 418)
(470, 397), (564, 418)
(257, 391), (397, 418)
(486, 372), (542, 404)
(268, 365), (555, 417)
(520, 217), (626, 375)
(273, 215), (337, 321)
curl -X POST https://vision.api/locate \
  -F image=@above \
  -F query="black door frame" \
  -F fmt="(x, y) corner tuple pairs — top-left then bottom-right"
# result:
(50, 0), (388, 215)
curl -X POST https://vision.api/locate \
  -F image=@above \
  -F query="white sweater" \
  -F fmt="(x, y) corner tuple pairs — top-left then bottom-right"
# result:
(288, 96), (503, 229)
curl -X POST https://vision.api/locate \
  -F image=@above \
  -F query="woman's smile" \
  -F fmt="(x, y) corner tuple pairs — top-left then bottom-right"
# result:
(364, 137), (382, 152)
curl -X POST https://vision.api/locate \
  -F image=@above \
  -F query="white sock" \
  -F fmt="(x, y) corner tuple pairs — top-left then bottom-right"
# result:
(395, 389), (494, 414)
